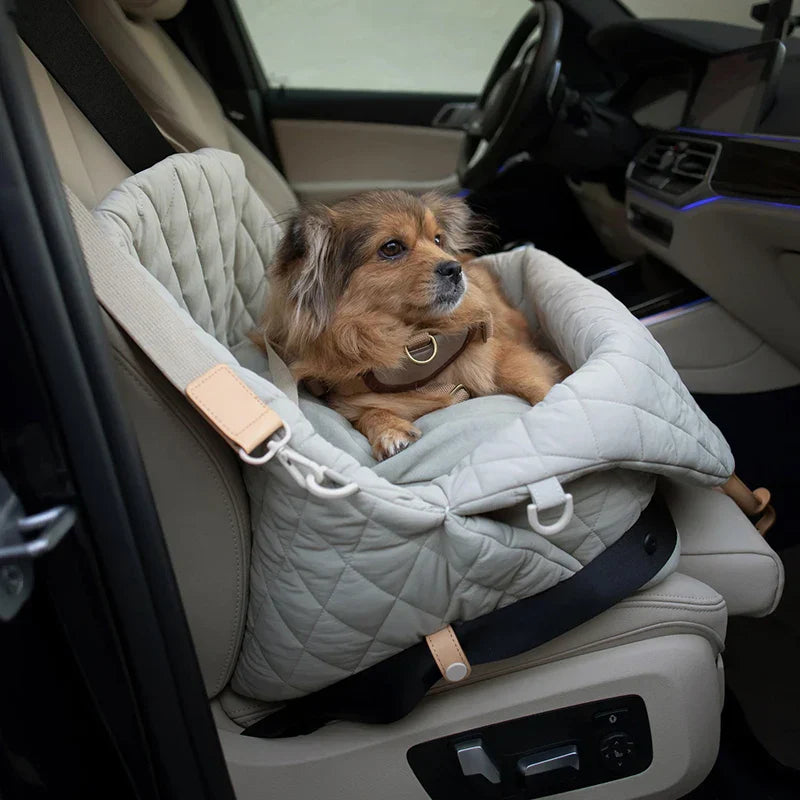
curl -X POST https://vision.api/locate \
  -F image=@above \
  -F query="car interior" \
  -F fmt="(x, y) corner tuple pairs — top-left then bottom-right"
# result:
(1, 1), (800, 799)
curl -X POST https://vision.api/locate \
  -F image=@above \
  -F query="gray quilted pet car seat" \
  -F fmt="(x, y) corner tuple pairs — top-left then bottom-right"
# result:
(67, 149), (739, 704)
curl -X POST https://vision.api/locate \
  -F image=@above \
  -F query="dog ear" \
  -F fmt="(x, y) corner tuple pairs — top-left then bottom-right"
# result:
(272, 204), (344, 337)
(422, 192), (483, 255)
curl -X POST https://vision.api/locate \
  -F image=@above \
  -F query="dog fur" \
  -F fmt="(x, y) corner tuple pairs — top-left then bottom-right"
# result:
(255, 190), (568, 460)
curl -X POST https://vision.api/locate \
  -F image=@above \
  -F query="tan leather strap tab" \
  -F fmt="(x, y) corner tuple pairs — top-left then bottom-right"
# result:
(186, 364), (283, 454)
(719, 473), (776, 536)
(425, 625), (471, 682)
(754, 504), (777, 536)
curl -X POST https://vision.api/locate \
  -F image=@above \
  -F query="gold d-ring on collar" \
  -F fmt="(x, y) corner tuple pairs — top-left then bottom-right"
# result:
(405, 334), (438, 364)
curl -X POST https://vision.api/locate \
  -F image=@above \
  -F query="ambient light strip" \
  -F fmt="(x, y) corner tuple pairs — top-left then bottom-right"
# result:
(630, 190), (800, 214)
(640, 297), (711, 327)
(676, 127), (800, 145)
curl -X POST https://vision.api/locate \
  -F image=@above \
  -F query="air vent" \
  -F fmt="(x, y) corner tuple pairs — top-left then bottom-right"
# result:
(671, 142), (717, 183)
(639, 138), (673, 170)
(630, 136), (719, 198)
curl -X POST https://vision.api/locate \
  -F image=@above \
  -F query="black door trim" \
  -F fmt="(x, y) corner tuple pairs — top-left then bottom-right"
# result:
(0, 7), (236, 799)
(269, 87), (476, 126)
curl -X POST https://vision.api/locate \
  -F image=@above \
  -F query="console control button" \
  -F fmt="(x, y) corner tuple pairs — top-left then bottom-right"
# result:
(593, 708), (629, 728)
(454, 739), (501, 784)
(600, 732), (636, 773)
(517, 744), (580, 777)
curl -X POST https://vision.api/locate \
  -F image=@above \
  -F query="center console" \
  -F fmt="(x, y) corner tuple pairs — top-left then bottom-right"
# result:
(589, 255), (706, 321)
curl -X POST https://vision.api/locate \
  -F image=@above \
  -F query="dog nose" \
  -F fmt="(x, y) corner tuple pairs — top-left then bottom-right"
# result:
(435, 260), (462, 282)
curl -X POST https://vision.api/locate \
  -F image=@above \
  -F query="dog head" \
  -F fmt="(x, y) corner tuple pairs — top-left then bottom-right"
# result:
(270, 191), (482, 343)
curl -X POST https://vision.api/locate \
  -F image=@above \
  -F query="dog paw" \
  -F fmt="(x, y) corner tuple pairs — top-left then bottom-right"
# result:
(373, 423), (421, 461)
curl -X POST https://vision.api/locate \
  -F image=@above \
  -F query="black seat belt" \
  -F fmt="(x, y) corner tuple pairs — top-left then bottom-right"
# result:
(15, 0), (174, 173)
(243, 493), (678, 738)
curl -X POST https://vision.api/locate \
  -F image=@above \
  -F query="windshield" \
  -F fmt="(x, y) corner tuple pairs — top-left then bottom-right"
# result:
(620, 0), (792, 30)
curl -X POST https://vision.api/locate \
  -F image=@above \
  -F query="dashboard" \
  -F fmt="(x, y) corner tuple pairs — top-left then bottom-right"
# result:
(609, 31), (800, 378)
(627, 69), (692, 129)
(588, 20), (800, 136)
(617, 41), (785, 132)
(565, 17), (800, 382)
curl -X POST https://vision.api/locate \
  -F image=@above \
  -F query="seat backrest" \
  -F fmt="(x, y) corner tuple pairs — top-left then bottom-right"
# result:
(22, 41), (251, 699)
(72, 0), (297, 218)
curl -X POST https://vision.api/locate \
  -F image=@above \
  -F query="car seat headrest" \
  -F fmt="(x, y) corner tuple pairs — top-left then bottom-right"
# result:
(117, 0), (187, 21)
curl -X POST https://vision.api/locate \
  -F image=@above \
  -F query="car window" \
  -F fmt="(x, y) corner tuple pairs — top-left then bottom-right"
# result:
(234, 0), (531, 93)
(621, 0), (797, 32)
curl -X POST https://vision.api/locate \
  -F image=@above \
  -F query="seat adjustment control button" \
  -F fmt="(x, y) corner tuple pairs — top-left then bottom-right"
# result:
(599, 732), (636, 773)
(517, 744), (580, 777)
(593, 708), (629, 727)
(455, 739), (502, 784)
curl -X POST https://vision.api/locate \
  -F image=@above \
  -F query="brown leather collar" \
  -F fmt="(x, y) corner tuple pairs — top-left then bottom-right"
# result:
(305, 320), (493, 397)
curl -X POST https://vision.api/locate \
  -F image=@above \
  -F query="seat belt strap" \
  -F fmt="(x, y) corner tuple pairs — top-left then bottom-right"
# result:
(242, 493), (678, 738)
(16, 0), (175, 173)
(65, 187), (279, 455)
(263, 339), (300, 406)
(66, 189), (219, 391)
(65, 187), (357, 498)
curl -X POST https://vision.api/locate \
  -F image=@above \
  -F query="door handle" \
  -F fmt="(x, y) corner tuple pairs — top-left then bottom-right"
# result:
(1, 505), (76, 563)
(0, 472), (76, 620)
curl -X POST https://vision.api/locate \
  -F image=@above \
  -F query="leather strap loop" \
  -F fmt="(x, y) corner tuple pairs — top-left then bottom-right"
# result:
(425, 625), (471, 682)
(186, 364), (284, 454)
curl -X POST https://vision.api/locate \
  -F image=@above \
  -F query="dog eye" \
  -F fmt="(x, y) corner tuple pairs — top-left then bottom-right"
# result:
(434, 234), (442, 246)
(379, 240), (406, 259)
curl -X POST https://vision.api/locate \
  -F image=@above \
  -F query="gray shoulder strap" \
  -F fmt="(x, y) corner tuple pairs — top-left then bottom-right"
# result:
(66, 186), (217, 392)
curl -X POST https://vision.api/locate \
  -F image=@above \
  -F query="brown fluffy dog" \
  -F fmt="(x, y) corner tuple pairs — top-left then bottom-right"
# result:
(256, 191), (568, 460)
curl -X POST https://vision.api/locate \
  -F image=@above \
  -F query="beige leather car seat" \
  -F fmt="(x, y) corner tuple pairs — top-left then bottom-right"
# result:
(71, 0), (297, 218)
(20, 23), (785, 800)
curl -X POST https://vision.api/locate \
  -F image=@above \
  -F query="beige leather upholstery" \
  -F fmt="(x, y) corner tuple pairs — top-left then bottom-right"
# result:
(434, 572), (726, 692)
(71, 0), (297, 217)
(118, 0), (187, 19)
(273, 119), (462, 202)
(22, 45), (129, 207)
(647, 300), (800, 394)
(666, 479), (785, 617)
(216, 634), (725, 800)
(105, 320), (251, 697)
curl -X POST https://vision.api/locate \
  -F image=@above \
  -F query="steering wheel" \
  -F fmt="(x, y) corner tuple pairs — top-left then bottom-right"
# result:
(454, 1), (563, 190)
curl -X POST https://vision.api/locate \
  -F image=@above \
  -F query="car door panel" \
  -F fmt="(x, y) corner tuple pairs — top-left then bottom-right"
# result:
(272, 117), (463, 201)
